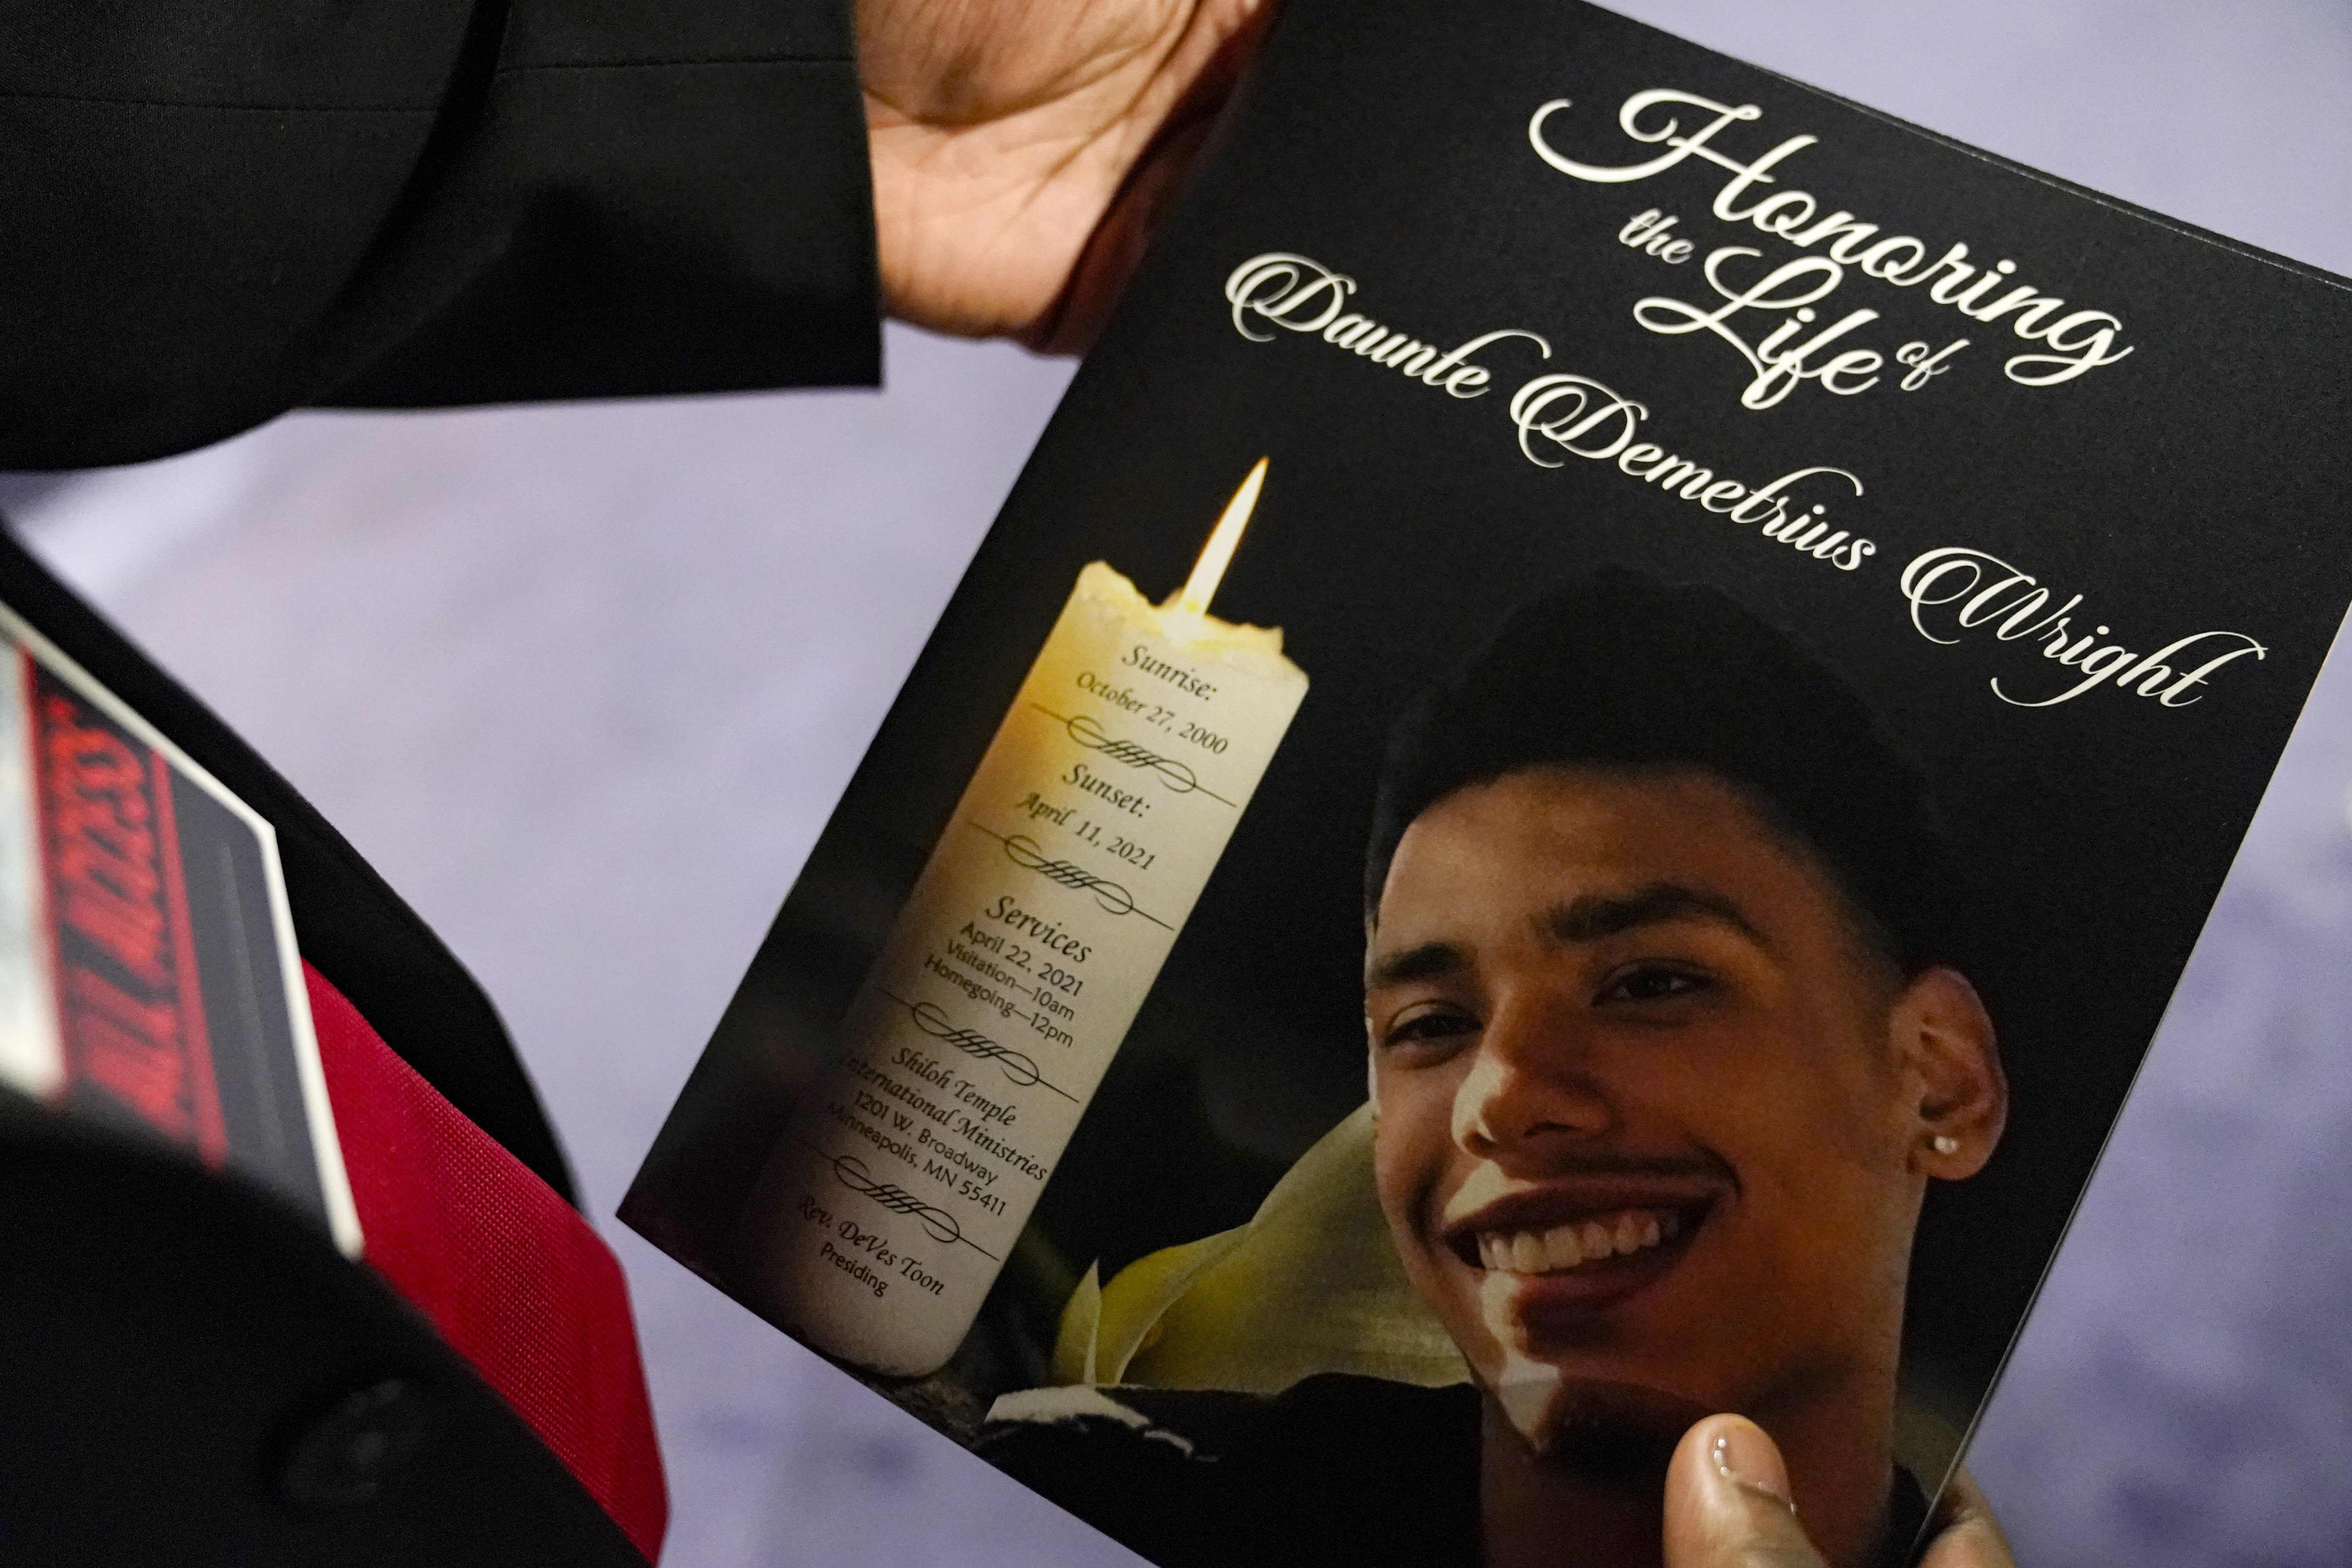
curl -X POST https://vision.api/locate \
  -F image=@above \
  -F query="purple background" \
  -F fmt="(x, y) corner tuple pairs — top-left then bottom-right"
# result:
(7, 2), (2348, 1561)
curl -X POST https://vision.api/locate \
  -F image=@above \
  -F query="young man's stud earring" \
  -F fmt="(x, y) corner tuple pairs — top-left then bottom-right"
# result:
(1931, 1135), (1959, 1156)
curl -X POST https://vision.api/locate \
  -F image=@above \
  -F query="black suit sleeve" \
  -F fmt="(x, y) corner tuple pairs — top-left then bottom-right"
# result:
(0, 0), (881, 471)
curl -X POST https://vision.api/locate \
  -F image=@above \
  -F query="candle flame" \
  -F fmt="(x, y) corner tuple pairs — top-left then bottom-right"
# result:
(1177, 458), (1269, 618)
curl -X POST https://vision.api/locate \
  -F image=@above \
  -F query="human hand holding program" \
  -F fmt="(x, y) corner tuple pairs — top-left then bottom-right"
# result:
(858, 0), (1280, 350)
(1665, 1416), (2015, 1568)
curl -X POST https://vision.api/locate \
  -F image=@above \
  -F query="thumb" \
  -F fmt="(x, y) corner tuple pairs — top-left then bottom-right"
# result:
(1918, 1466), (2015, 1568)
(1664, 1415), (1826, 1568)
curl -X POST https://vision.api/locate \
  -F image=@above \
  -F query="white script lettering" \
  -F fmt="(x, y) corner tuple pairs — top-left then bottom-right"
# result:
(1509, 373), (1874, 570)
(1528, 92), (2135, 388)
(1900, 547), (2264, 708)
(1224, 253), (1550, 397)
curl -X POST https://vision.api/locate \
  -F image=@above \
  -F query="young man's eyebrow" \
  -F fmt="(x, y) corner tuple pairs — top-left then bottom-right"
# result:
(1543, 882), (1767, 946)
(1364, 940), (1468, 991)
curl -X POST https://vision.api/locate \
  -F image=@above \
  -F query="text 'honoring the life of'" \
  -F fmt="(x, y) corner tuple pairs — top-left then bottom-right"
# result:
(1215, 81), (2263, 717)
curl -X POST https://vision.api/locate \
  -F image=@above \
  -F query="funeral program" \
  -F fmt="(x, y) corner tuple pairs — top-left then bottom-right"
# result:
(625, 3), (2352, 1563)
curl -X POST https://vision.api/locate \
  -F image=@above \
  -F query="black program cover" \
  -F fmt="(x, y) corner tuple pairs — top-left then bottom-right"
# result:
(625, 4), (2352, 1562)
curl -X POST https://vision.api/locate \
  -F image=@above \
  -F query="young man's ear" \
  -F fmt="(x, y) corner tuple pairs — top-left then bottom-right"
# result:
(1891, 967), (2005, 1178)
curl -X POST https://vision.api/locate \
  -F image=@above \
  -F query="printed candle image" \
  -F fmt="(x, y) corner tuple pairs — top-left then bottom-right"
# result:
(740, 461), (1311, 1377)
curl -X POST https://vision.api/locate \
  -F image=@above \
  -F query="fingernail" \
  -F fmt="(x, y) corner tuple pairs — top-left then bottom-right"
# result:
(1710, 1418), (1796, 1513)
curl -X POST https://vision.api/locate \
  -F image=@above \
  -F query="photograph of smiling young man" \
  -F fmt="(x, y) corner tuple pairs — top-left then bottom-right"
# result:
(1364, 566), (2005, 1568)
(981, 566), (2008, 1568)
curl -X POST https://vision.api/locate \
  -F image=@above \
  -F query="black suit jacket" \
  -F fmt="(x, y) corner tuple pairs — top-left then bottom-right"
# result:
(1, 0), (881, 470)
(2, 0), (879, 1558)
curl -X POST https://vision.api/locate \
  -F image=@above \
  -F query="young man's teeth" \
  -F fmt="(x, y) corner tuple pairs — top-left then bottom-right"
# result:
(1543, 1227), (1582, 1271)
(1478, 1209), (1683, 1274)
